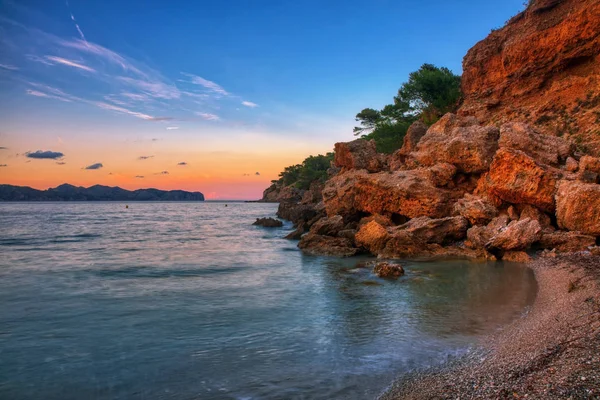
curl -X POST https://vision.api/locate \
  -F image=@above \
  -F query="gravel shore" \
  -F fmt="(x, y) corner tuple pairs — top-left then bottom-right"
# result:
(380, 254), (600, 399)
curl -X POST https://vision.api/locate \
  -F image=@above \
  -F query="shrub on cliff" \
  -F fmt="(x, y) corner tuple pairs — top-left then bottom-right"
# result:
(274, 153), (334, 190)
(354, 63), (462, 153)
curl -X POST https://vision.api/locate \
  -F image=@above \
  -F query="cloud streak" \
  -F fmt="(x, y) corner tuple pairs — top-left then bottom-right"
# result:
(25, 150), (64, 159)
(182, 73), (229, 96)
(177, 162), (188, 166)
(196, 112), (220, 121)
(45, 56), (96, 72)
(138, 155), (154, 160)
(84, 162), (103, 170)
(0, 63), (18, 70)
(242, 101), (258, 108)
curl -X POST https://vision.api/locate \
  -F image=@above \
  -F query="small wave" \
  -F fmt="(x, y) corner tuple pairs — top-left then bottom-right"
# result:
(92, 265), (248, 279)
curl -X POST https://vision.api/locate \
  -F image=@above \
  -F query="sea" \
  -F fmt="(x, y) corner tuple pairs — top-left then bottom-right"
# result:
(0, 202), (537, 400)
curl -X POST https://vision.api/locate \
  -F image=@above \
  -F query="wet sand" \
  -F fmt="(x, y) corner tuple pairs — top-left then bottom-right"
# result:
(381, 254), (600, 399)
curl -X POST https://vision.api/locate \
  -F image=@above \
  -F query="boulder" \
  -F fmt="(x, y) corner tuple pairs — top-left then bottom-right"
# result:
(421, 163), (457, 187)
(453, 194), (499, 225)
(465, 215), (510, 249)
(518, 205), (553, 230)
(333, 139), (384, 173)
(253, 217), (283, 227)
(389, 121), (428, 170)
(309, 215), (345, 236)
(502, 251), (532, 263)
(392, 216), (469, 245)
(483, 148), (560, 212)
(337, 229), (357, 240)
(578, 156), (600, 183)
(357, 214), (393, 229)
(411, 115), (500, 173)
(355, 220), (390, 254)
(555, 180), (600, 236)
(373, 262), (404, 279)
(298, 233), (359, 257)
(277, 202), (319, 225)
(285, 226), (305, 240)
(565, 157), (579, 172)
(498, 122), (572, 166)
(485, 218), (543, 254)
(539, 231), (596, 252)
(322, 170), (458, 220)
(380, 237), (483, 260)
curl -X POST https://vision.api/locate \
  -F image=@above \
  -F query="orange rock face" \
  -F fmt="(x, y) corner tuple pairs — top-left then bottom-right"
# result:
(459, 0), (600, 155)
(482, 148), (560, 212)
(555, 180), (600, 236)
(410, 114), (500, 173)
(355, 220), (390, 254)
(322, 170), (460, 220)
(333, 139), (385, 173)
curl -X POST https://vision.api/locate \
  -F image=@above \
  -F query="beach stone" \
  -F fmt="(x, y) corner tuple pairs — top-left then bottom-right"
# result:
(253, 217), (283, 227)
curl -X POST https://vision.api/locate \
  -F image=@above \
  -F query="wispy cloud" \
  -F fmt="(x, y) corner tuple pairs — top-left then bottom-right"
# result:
(117, 77), (180, 100)
(95, 102), (156, 120)
(154, 171), (169, 175)
(135, 175), (144, 178)
(0, 147), (7, 150)
(56, 161), (66, 165)
(84, 162), (103, 170)
(255, 172), (260, 176)
(195, 112), (220, 121)
(26, 89), (72, 102)
(166, 126), (179, 130)
(242, 101), (258, 108)
(138, 155), (154, 160)
(0, 63), (18, 70)
(177, 162), (188, 166)
(45, 56), (96, 72)
(0, 164), (7, 167)
(25, 150), (64, 159)
(182, 73), (229, 96)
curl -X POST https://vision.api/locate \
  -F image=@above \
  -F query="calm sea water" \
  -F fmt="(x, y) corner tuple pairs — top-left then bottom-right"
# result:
(0, 202), (537, 400)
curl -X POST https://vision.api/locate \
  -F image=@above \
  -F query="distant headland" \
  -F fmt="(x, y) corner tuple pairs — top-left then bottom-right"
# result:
(0, 184), (204, 201)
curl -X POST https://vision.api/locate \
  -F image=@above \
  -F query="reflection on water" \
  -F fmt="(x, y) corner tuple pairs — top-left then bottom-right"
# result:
(0, 202), (536, 400)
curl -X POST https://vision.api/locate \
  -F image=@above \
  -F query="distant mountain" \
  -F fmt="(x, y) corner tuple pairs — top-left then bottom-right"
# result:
(0, 184), (205, 201)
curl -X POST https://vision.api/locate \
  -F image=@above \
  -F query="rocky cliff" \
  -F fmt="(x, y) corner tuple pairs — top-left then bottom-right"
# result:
(264, 0), (600, 260)
(459, 0), (600, 155)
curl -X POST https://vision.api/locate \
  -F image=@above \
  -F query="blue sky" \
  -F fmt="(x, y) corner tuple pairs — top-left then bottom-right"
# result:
(0, 0), (525, 198)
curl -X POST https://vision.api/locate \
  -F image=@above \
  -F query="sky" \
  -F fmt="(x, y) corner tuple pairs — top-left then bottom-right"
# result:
(0, 0), (525, 199)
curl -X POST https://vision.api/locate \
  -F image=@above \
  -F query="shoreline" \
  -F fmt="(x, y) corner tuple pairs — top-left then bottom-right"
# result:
(380, 254), (600, 399)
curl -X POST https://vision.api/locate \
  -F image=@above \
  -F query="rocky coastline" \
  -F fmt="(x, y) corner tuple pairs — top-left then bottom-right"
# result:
(256, 0), (600, 396)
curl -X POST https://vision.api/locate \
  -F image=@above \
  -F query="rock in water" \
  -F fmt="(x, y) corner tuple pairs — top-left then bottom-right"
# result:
(373, 262), (404, 279)
(253, 217), (283, 228)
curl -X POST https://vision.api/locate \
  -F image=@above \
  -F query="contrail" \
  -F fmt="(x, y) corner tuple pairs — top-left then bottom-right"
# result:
(65, 0), (87, 43)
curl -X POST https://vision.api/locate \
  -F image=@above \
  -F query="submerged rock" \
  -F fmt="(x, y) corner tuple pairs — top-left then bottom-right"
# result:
(373, 262), (404, 279)
(297, 233), (358, 257)
(253, 217), (283, 228)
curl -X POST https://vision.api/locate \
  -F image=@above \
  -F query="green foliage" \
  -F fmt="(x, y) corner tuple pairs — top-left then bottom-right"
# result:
(276, 153), (334, 190)
(353, 63), (461, 153)
(394, 63), (462, 122)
